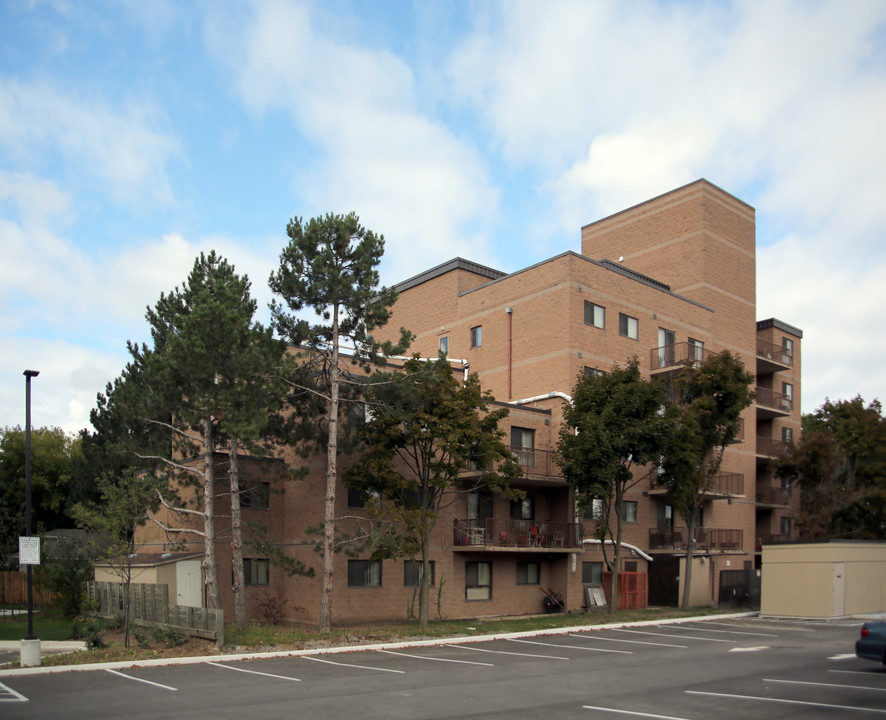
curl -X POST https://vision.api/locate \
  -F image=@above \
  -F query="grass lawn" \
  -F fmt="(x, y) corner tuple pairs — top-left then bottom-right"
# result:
(0, 611), (74, 641)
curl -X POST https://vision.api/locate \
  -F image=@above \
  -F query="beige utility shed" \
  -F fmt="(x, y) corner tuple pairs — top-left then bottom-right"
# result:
(94, 552), (204, 608)
(761, 541), (886, 618)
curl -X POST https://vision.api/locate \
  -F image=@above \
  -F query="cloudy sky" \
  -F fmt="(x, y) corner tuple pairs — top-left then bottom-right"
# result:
(2, 0), (885, 434)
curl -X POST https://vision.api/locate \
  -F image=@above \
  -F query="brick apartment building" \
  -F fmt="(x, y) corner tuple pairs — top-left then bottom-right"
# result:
(132, 179), (801, 623)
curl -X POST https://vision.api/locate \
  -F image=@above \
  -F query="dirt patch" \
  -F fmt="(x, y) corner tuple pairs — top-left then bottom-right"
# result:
(40, 628), (223, 667)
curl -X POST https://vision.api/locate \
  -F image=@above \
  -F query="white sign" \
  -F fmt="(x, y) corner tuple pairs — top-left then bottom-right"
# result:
(19, 536), (40, 566)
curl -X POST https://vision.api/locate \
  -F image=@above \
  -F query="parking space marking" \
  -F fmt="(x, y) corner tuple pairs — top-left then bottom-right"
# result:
(506, 638), (631, 654)
(207, 661), (301, 682)
(570, 633), (687, 649)
(0, 680), (28, 702)
(764, 677), (886, 693)
(301, 655), (405, 673)
(377, 650), (493, 667)
(581, 705), (690, 719)
(686, 690), (886, 714)
(612, 629), (735, 643)
(706, 621), (815, 632)
(674, 625), (777, 637)
(831, 669), (886, 677)
(728, 646), (769, 653)
(446, 643), (570, 661)
(105, 669), (177, 691)
(830, 653), (859, 660)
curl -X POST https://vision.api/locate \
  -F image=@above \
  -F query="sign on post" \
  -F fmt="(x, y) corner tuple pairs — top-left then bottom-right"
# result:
(19, 536), (40, 566)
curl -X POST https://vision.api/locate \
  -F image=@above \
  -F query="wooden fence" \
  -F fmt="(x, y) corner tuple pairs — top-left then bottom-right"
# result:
(86, 581), (224, 646)
(0, 570), (55, 607)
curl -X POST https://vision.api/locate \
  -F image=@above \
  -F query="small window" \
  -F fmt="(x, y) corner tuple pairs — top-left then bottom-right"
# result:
(244, 558), (269, 586)
(465, 561), (491, 600)
(583, 498), (604, 521)
(624, 561), (638, 572)
(516, 561), (540, 585)
(511, 496), (534, 520)
(782, 337), (793, 364)
(782, 426), (794, 444)
(439, 336), (449, 355)
(348, 559), (382, 587)
(619, 313), (638, 340)
(781, 383), (794, 411)
(404, 560), (435, 587)
(241, 482), (270, 510)
(780, 516), (792, 536)
(688, 338), (705, 363)
(470, 325), (482, 348)
(622, 501), (638, 523)
(584, 301), (605, 329)
(582, 561), (603, 584)
(467, 491), (493, 520)
(583, 367), (604, 379)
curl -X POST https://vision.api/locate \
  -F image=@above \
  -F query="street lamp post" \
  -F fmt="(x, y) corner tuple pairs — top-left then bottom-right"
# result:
(21, 369), (40, 666)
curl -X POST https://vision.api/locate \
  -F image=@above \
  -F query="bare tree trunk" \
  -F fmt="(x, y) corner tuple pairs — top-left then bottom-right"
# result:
(681, 498), (698, 609)
(609, 508), (623, 615)
(319, 309), (340, 633)
(230, 437), (246, 630)
(419, 527), (431, 628)
(203, 418), (220, 609)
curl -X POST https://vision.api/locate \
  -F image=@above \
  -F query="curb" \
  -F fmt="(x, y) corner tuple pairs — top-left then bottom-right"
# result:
(0, 611), (758, 678)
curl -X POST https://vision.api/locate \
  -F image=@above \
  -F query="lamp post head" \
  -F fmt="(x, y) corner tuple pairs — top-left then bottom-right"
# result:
(24, 370), (40, 379)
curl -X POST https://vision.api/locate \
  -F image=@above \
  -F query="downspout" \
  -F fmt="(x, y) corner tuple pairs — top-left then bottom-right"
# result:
(508, 391), (573, 406)
(581, 538), (654, 562)
(506, 307), (513, 399)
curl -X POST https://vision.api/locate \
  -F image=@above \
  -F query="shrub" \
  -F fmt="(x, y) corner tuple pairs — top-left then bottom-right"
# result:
(72, 616), (107, 649)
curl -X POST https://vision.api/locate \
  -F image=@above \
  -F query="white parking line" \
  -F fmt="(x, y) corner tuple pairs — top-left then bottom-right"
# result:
(686, 690), (886, 714)
(582, 705), (690, 719)
(612, 629), (735, 643)
(829, 653), (858, 660)
(705, 621), (815, 633)
(570, 633), (687, 649)
(506, 638), (631, 654)
(377, 650), (493, 666)
(0, 680), (27, 702)
(764, 677), (886, 692)
(830, 669), (886, 677)
(301, 655), (405, 673)
(105, 669), (177, 691)
(207, 661), (301, 682)
(672, 625), (777, 637)
(446, 644), (569, 660)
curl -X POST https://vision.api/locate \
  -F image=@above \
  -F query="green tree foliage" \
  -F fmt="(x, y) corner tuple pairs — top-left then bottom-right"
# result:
(73, 470), (165, 649)
(556, 358), (668, 614)
(0, 426), (90, 567)
(658, 352), (754, 608)
(269, 212), (411, 632)
(35, 536), (95, 617)
(345, 356), (521, 627)
(776, 396), (886, 539)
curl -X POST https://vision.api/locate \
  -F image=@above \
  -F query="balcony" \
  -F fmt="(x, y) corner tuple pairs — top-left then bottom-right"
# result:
(464, 446), (565, 486)
(756, 533), (791, 551)
(648, 527), (743, 552)
(756, 435), (789, 460)
(755, 386), (793, 419)
(649, 342), (712, 374)
(649, 471), (744, 499)
(756, 338), (793, 375)
(453, 518), (580, 552)
(756, 485), (792, 508)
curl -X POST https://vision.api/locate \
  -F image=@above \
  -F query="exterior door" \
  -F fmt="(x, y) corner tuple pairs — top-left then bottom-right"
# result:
(833, 562), (845, 617)
(176, 560), (203, 608)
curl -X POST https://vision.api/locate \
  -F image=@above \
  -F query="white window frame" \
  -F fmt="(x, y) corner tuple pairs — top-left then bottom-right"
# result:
(619, 313), (638, 340)
(584, 301), (605, 329)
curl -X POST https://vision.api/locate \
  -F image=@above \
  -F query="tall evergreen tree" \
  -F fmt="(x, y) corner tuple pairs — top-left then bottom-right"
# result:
(269, 212), (411, 632)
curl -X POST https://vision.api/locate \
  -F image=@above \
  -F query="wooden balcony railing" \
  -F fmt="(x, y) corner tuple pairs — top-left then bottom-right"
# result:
(756, 485), (792, 506)
(648, 527), (743, 551)
(453, 518), (580, 549)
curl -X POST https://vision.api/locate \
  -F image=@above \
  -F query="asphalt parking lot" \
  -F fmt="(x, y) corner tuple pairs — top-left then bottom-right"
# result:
(1, 615), (882, 719)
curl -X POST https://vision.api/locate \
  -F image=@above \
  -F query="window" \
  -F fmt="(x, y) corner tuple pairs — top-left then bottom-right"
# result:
(439, 336), (449, 355)
(404, 560), (435, 587)
(582, 561), (603, 585)
(780, 516), (792, 536)
(583, 367), (604, 379)
(657, 328), (675, 367)
(347, 487), (379, 509)
(511, 496), (534, 520)
(467, 491), (493, 520)
(689, 338), (705, 364)
(624, 561), (638, 572)
(244, 558), (269, 586)
(465, 561), (491, 600)
(510, 426), (535, 467)
(241, 482), (269, 510)
(782, 337), (793, 364)
(584, 301), (605, 329)
(781, 382), (793, 411)
(583, 498), (604, 521)
(348, 559), (382, 587)
(782, 426), (794, 444)
(470, 325), (482, 348)
(657, 504), (674, 528)
(516, 561), (540, 585)
(622, 501), (638, 523)
(619, 313), (638, 340)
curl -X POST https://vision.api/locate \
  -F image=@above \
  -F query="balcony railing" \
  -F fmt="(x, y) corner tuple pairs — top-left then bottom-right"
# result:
(756, 485), (792, 506)
(649, 471), (743, 496)
(756, 338), (793, 368)
(650, 342), (713, 372)
(755, 386), (793, 414)
(756, 435), (789, 458)
(471, 446), (563, 480)
(648, 527), (743, 551)
(756, 533), (791, 550)
(453, 518), (580, 549)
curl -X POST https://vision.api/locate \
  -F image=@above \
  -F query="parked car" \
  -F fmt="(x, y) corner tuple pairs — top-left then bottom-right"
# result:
(856, 622), (886, 664)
